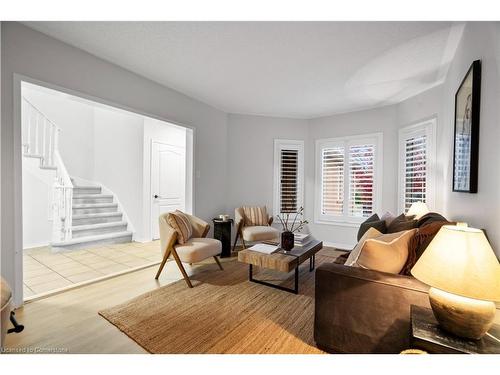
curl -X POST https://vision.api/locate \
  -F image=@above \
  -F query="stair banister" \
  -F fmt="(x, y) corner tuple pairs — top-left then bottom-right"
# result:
(22, 97), (74, 243)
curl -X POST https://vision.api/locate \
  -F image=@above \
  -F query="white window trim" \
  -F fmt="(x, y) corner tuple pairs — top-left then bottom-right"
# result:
(398, 118), (437, 213)
(273, 139), (305, 217)
(314, 132), (383, 226)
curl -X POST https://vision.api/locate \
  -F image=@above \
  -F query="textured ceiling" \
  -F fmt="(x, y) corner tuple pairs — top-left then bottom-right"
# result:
(24, 21), (464, 119)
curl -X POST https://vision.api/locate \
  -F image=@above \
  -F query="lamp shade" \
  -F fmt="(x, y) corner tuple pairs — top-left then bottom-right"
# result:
(411, 225), (500, 301)
(406, 201), (429, 220)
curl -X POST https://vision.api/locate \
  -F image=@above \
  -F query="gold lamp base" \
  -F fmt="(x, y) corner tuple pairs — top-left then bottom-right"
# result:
(429, 287), (496, 340)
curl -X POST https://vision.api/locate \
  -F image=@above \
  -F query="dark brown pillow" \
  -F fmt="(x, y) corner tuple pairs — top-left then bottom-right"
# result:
(400, 220), (454, 275)
(416, 212), (448, 227)
(387, 214), (417, 233)
(334, 252), (349, 265)
(357, 214), (387, 241)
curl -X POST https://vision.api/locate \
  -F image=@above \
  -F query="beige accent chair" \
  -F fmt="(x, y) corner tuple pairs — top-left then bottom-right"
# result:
(232, 206), (280, 251)
(155, 212), (223, 288)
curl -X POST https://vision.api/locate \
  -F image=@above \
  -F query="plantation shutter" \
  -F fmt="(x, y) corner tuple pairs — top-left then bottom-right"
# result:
(321, 146), (345, 216)
(348, 143), (375, 217)
(279, 149), (299, 213)
(404, 134), (427, 210)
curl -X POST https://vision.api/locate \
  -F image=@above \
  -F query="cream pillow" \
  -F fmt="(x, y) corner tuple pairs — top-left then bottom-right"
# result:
(355, 229), (417, 274)
(345, 227), (383, 266)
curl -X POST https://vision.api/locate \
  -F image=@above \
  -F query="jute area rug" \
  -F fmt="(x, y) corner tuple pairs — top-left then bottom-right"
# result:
(99, 248), (341, 354)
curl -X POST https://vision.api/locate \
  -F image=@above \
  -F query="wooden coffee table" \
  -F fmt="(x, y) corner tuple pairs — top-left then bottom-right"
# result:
(238, 239), (323, 294)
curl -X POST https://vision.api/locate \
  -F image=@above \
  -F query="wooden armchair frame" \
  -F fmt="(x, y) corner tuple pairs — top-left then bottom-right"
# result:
(155, 213), (223, 288)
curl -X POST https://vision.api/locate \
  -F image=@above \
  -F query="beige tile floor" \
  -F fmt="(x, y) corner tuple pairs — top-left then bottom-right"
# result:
(23, 241), (162, 299)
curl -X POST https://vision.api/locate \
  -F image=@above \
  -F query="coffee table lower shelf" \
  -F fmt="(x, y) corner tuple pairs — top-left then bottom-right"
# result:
(248, 254), (316, 294)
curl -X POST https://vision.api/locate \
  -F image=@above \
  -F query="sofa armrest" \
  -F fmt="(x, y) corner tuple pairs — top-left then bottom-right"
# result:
(314, 263), (430, 353)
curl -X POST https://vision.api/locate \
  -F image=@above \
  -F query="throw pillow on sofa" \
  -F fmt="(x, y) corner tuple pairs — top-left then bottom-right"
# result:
(345, 227), (383, 266)
(355, 229), (417, 274)
(357, 214), (387, 241)
(386, 213), (417, 233)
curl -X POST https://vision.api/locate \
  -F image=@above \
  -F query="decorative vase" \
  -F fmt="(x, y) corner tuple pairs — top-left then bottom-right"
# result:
(281, 231), (294, 251)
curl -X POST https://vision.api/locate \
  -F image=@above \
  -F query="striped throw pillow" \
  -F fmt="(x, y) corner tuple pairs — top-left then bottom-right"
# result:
(242, 206), (268, 226)
(167, 210), (193, 244)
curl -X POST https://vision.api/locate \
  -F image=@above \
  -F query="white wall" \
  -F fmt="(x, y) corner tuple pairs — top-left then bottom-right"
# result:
(22, 157), (56, 248)
(93, 107), (144, 239)
(226, 114), (308, 224)
(306, 105), (399, 248)
(2, 22), (228, 305)
(435, 22), (500, 253)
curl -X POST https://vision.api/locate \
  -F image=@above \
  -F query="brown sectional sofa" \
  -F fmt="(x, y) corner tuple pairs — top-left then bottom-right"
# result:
(314, 262), (431, 353)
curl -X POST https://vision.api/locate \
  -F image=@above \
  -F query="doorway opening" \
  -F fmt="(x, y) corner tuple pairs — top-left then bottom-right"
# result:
(20, 81), (194, 300)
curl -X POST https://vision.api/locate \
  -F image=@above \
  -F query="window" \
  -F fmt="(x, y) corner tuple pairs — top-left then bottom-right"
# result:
(398, 119), (436, 213)
(273, 140), (304, 216)
(315, 133), (382, 224)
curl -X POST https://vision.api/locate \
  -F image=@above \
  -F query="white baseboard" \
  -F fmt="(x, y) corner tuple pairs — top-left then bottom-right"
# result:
(322, 241), (354, 251)
(23, 242), (50, 250)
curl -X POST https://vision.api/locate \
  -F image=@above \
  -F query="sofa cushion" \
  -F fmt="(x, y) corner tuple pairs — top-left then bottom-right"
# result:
(356, 229), (417, 274)
(242, 225), (279, 241)
(386, 214), (417, 233)
(380, 211), (397, 226)
(174, 238), (222, 263)
(346, 227), (383, 266)
(357, 214), (386, 241)
(242, 206), (269, 226)
(401, 220), (454, 275)
(167, 210), (193, 244)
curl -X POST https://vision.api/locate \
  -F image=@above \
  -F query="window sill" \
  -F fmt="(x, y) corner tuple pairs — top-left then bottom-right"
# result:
(313, 220), (361, 228)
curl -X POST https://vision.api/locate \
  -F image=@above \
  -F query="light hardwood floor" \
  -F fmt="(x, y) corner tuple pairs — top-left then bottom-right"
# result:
(4, 258), (219, 354)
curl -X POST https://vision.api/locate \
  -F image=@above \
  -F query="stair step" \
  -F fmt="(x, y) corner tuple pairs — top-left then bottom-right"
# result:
(73, 186), (102, 195)
(73, 194), (113, 204)
(71, 221), (128, 238)
(72, 203), (118, 215)
(51, 231), (133, 250)
(39, 165), (57, 170)
(23, 153), (44, 159)
(72, 212), (123, 226)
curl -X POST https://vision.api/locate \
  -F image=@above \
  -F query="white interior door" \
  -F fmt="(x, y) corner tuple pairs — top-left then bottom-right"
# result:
(151, 142), (186, 239)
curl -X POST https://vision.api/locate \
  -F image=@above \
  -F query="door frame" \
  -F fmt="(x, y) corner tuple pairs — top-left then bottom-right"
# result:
(149, 139), (193, 240)
(12, 73), (197, 306)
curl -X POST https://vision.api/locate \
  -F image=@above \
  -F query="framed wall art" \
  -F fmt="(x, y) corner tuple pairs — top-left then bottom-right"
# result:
(452, 59), (481, 193)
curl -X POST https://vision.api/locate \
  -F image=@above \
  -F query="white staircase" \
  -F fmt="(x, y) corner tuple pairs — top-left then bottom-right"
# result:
(22, 97), (133, 250)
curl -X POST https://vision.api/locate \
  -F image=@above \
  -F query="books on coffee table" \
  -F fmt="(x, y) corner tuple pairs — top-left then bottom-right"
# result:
(294, 233), (311, 245)
(247, 243), (279, 254)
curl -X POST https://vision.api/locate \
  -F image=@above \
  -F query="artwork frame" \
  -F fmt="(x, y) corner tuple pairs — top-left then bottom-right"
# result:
(452, 60), (481, 193)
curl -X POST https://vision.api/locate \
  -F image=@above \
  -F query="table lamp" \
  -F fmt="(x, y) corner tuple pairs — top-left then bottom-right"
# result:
(411, 225), (500, 340)
(406, 201), (430, 220)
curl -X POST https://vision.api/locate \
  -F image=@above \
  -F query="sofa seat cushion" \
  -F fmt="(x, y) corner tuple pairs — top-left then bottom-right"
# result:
(1, 277), (12, 311)
(242, 226), (279, 241)
(174, 238), (222, 263)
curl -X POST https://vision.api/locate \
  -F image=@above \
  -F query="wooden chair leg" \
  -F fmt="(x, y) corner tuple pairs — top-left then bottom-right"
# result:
(213, 256), (223, 270)
(241, 237), (247, 249)
(232, 231), (240, 252)
(155, 248), (171, 279)
(171, 249), (193, 288)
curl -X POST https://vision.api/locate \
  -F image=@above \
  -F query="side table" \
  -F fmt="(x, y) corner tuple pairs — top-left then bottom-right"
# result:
(410, 305), (500, 354)
(212, 218), (233, 258)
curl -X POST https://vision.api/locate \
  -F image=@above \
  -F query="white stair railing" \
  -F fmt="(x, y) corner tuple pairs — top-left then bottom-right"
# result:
(22, 97), (73, 242)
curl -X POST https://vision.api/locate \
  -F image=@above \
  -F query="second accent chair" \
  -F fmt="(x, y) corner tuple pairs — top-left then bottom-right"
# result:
(232, 206), (279, 250)
(155, 210), (223, 288)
